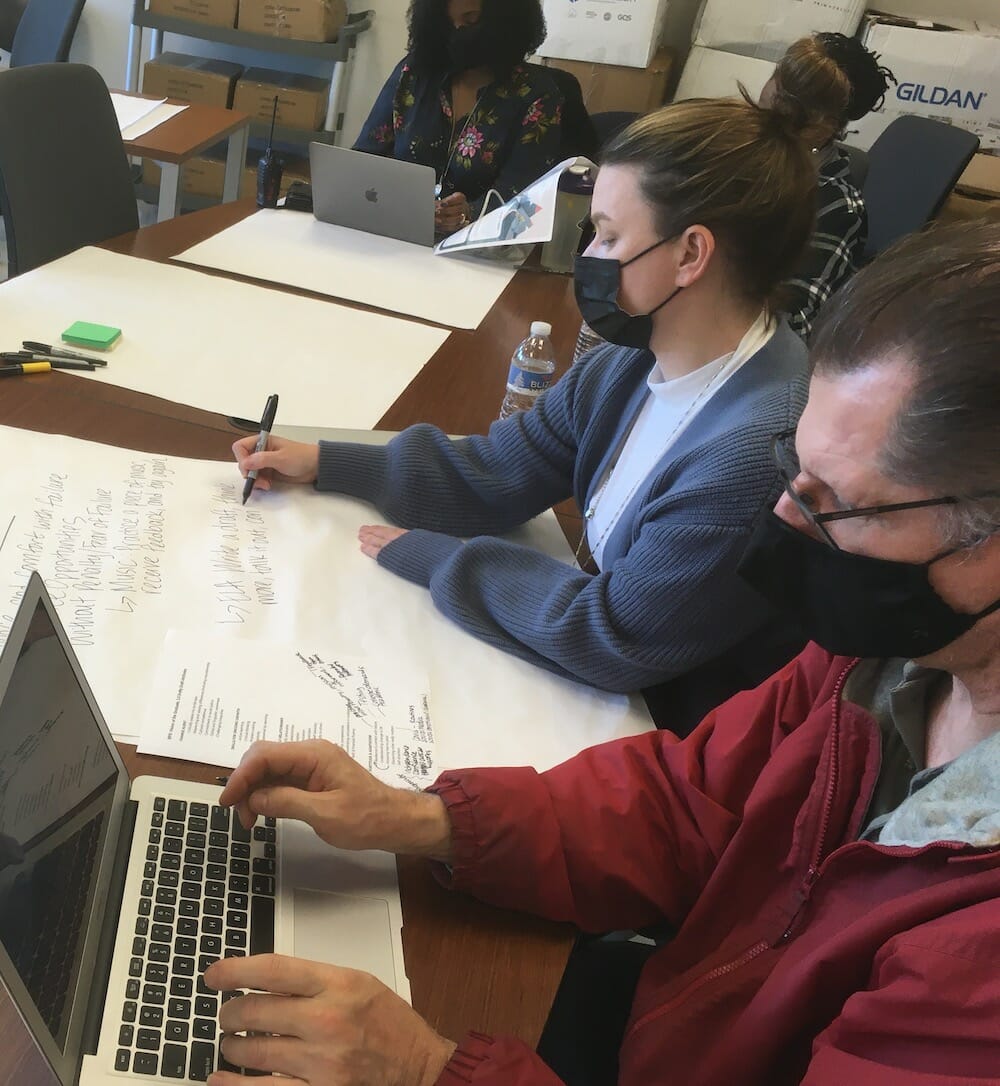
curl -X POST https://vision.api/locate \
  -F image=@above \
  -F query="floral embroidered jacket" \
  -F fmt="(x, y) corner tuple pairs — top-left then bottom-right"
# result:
(353, 58), (564, 214)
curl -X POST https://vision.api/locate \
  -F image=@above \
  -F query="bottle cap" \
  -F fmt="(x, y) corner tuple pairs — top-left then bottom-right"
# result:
(530, 321), (552, 337)
(558, 164), (596, 195)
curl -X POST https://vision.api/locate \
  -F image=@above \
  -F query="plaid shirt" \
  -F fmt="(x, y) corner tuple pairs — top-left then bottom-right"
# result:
(782, 148), (867, 341)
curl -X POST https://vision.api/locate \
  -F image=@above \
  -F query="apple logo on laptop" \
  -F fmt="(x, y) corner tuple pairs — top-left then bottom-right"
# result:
(365, 188), (379, 203)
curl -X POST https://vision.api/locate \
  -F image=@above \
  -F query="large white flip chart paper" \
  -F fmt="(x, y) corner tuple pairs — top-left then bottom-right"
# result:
(0, 428), (652, 768)
(0, 248), (449, 428)
(176, 209), (518, 330)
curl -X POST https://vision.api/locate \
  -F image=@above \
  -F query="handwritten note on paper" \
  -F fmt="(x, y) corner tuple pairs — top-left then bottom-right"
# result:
(0, 426), (651, 769)
(138, 633), (436, 791)
(3, 453), (282, 648)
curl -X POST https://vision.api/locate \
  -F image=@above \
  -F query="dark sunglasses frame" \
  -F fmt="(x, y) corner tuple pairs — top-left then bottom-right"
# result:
(769, 428), (959, 549)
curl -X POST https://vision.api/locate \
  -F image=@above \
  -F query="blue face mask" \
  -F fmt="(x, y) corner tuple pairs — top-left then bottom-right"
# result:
(573, 239), (681, 350)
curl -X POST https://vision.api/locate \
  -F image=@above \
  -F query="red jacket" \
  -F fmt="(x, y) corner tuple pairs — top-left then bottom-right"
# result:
(430, 644), (1000, 1085)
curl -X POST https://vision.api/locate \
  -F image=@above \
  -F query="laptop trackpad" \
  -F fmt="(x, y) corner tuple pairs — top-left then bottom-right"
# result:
(293, 888), (398, 991)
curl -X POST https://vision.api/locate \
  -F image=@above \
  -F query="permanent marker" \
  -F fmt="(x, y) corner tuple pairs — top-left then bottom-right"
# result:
(1, 353), (95, 370)
(22, 340), (107, 365)
(0, 362), (53, 376)
(242, 393), (279, 505)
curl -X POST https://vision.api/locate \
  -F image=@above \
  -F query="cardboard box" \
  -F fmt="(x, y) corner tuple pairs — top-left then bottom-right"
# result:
(957, 152), (1000, 199)
(148, 0), (237, 29)
(142, 52), (243, 108)
(236, 0), (347, 42)
(233, 67), (328, 131)
(145, 149), (310, 202)
(938, 191), (1000, 225)
(538, 47), (675, 114)
(674, 45), (775, 103)
(693, 0), (865, 62)
(537, 0), (670, 69)
(866, 0), (998, 21)
(850, 15), (1000, 153)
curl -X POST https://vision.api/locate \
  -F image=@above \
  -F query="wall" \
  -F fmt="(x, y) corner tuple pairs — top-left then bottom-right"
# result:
(63, 0), (409, 145)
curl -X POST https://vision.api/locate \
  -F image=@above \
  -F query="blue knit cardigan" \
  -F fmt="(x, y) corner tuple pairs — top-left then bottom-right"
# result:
(316, 323), (809, 726)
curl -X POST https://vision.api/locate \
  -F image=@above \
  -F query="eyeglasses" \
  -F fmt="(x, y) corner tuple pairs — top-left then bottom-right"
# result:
(769, 428), (959, 549)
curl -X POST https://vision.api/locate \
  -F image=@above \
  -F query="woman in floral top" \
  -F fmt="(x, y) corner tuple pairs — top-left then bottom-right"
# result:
(353, 0), (565, 233)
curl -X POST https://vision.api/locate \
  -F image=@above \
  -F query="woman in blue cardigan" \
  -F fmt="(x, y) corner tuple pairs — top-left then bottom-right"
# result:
(236, 99), (818, 733)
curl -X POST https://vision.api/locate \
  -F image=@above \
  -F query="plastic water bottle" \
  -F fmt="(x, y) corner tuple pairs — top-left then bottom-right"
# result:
(499, 321), (556, 419)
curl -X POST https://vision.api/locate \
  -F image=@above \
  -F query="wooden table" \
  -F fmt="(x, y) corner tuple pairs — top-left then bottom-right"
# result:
(0, 204), (586, 1083)
(121, 96), (251, 223)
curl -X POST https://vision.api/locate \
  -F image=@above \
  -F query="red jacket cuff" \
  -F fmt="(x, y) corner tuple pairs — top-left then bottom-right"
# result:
(435, 1031), (565, 1085)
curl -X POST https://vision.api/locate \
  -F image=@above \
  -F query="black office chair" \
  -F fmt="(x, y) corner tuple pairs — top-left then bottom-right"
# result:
(0, 63), (139, 277)
(9, 0), (86, 65)
(528, 64), (599, 161)
(590, 111), (640, 157)
(862, 115), (980, 261)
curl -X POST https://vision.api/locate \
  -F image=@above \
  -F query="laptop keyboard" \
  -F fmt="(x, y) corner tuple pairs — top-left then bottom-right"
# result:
(114, 798), (277, 1079)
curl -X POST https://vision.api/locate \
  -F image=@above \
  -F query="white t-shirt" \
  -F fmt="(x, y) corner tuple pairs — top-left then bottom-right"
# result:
(586, 311), (776, 568)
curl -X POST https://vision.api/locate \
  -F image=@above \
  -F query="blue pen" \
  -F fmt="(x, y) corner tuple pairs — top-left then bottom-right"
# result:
(242, 394), (279, 505)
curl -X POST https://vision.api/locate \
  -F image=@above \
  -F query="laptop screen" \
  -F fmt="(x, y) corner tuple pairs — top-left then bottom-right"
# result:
(0, 574), (126, 1080)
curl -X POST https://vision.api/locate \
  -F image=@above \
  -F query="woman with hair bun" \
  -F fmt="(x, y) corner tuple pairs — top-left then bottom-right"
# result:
(354, 0), (565, 235)
(763, 32), (896, 338)
(237, 98), (818, 734)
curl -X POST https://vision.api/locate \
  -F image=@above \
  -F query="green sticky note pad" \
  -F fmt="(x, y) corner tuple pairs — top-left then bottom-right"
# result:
(62, 321), (122, 351)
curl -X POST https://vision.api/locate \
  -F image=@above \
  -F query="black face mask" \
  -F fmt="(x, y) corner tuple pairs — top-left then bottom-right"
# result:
(574, 240), (681, 350)
(448, 24), (494, 72)
(737, 512), (1000, 660)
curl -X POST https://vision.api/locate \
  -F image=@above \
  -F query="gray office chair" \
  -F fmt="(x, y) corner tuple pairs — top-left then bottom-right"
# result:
(862, 115), (980, 261)
(0, 0), (29, 53)
(9, 0), (86, 65)
(0, 63), (139, 277)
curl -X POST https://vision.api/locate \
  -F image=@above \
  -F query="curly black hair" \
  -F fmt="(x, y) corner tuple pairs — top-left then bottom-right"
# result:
(406, 0), (547, 79)
(815, 32), (896, 120)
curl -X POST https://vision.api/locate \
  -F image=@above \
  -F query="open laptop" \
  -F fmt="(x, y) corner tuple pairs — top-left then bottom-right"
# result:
(309, 143), (436, 246)
(0, 573), (409, 1083)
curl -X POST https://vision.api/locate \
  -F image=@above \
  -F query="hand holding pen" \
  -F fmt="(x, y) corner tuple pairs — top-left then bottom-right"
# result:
(233, 431), (319, 492)
(241, 394), (280, 505)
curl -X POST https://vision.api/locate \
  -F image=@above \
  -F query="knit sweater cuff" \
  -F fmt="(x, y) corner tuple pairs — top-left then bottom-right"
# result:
(377, 529), (462, 588)
(315, 441), (387, 498)
(435, 1032), (498, 1083)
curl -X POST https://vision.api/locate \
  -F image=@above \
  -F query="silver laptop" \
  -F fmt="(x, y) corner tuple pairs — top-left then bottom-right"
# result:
(309, 143), (436, 246)
(0, 573), (409, 1084)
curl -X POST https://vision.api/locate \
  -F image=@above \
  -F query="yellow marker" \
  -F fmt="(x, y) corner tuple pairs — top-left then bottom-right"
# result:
(0, 361), (52, 376)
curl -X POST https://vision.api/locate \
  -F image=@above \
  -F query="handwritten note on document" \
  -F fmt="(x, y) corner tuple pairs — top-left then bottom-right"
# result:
(0, 426), (652, 769)
(138, 633), (435, 790)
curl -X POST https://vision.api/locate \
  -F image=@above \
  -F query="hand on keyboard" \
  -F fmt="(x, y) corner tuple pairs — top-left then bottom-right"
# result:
(203, 953), (457, 1085)
(218, 739), (453, 862)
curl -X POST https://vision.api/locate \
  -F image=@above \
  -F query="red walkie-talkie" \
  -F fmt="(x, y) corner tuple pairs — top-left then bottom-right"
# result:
(256, 95), (283, 208)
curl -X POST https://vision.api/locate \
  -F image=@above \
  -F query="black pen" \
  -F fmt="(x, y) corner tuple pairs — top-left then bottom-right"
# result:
(242, 393), (279, 505)
(22, 340), (108, 365)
